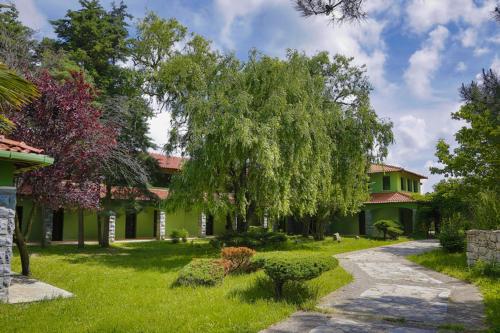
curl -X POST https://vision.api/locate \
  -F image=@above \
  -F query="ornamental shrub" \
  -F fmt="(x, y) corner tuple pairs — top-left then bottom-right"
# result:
(373, 220), (403, 240)
(170, 229), (189, 243)
(213, 230), (288, 249)
(261, 255), (338, 298)
(439, 216), (466, 253)
(175, 259), (225, 286)
(221, 247), (256, 274)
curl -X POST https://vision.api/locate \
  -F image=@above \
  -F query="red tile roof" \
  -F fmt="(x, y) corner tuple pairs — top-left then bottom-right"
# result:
(149, 153), (185, 171)
(100, 186), (170, 201)
(366, 192), (415, 204)
(369, 163), (427, 179)
(0, 135), (44, 154)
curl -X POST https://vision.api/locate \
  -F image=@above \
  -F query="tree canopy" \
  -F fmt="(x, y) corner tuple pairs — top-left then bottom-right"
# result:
(431, 69), (500, 194)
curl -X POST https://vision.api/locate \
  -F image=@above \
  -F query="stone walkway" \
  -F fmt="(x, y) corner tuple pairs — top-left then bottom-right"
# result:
(262, 240), (485, 333)
(7, 274), (73, 304)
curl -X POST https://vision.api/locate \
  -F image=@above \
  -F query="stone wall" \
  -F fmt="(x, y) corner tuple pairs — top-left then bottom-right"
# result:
(466, 229), (500, 266)
(0, 187), (16, 303)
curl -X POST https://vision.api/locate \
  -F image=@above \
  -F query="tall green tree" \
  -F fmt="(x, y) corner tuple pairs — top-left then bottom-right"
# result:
(431, 69), (499, 193)
(51, 0), (130, 94)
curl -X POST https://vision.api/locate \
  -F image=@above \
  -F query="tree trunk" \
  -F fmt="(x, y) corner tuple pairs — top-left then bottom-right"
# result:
(274, 280), (284, 299)
(101, 214), (110, 248)
(78, 208), (84, 248)
(313, 217), (326, 241)
(15, 204), (37, 276)
(97, 213), (102, 246)
(225, 213), (233, 232)
(302, 216), (311, 237)
(14, 214), (30, 276)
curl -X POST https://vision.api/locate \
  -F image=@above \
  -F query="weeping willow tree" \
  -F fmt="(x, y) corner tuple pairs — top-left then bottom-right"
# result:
(132, 14), (392, 236)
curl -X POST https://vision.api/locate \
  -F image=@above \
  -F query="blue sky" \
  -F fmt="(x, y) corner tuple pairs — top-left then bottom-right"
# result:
(15, 0), (500, 192)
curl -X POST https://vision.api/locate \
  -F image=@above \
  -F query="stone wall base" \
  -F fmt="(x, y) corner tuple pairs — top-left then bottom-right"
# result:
(466, 229), (500, 266)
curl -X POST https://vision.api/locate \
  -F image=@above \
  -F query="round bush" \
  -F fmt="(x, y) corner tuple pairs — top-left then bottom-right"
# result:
(175, 259), (225, 287)
(261, 255), (338, 298)
(439, 230), (465, 252)
(221, 246), (256, 274)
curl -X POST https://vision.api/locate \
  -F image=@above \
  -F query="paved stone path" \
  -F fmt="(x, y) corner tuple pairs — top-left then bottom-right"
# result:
(7, 274), (73, 304)
(262, 240), (485, 333)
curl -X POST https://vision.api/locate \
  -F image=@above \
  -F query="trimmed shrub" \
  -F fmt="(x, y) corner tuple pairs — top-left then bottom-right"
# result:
(221, 247), (256, 274)
(373, 220), (403, 240)
(260, 255), (338, 298)
(439, 217), (465, 253)
(175, 259), (225, 286)
(170, 229), (189, 243)
(212, 230), (288, 249)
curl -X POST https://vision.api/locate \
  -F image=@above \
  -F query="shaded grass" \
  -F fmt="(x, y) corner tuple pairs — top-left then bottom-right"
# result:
(408, 249), (500, 332)
(1, 237), (403, 333)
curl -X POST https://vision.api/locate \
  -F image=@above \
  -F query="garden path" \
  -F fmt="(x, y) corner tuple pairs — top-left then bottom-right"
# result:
(262, 240), (485, 333)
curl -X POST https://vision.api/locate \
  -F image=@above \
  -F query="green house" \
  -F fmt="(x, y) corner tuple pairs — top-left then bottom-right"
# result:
(332, 164), (427, 236)
(17, 153), (227, 244)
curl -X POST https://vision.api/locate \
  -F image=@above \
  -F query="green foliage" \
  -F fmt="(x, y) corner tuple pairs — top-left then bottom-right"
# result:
(431, 69), (499, 194)
(175, 259), (225, 287)
(471, 260), (500, 279)
(214, 230), (288, 249)
(438, 216), (466, 253)
(473, 190), (500, 230)
(260, 255), (338, 298)
(170, 229), (188, 243)
(50, 0), (131, 93)
(220, 247), (256, 274)
(373, 220), (403, 240)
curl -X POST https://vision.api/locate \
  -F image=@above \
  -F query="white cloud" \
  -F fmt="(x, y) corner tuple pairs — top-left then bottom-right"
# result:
(404, 25), (449, 98)
(491, 55), (500, 74)
(405, 0), (496, 33)
(215, 0), (282, 49)
(460, 28), (477, 47)
(214, 0), (396, 92)
(397, 115), (429, 150)
(455, 61), (467, 72)
(473, 47), (490, 57)
(15, 0), (47, 31)
(487, 34), (500, 44)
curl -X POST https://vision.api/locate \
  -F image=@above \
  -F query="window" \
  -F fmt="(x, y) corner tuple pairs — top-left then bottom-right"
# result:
(407, 179), (412, 192)
(383, 176), (390, 191)
(401, 177), (406, 191)
(413, 180), (419, 193)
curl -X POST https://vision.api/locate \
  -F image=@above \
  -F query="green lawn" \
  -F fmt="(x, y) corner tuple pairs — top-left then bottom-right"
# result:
(408, 250), (500, 332)
(1, 237), (404, 333)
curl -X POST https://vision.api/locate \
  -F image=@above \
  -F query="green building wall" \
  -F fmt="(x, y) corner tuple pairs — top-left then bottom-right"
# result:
(16, 197), (226, 243)
(0, 160), (15, 186)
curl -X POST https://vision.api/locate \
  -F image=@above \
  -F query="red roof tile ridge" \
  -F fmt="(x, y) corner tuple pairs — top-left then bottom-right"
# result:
(0, 135), (44, 154)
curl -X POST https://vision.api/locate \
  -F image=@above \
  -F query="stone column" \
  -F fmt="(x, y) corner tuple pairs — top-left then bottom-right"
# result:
(41, 208), (53, 247)
(0, 186), (16, 303)
(108, 212), (116, 243)
(263, 213), (268, 229)
(156, 210), (166, 240)
(200, 212), (207, 237)
(365, 209), (374, 236)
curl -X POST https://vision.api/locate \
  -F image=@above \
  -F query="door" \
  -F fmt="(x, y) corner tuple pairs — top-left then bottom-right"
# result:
(125, 212), (137, 239)
(399, 208), (413, 235)
(52, 209), (64, 241)
(206, 215), (214, 236)
(358, 211), (366, 235)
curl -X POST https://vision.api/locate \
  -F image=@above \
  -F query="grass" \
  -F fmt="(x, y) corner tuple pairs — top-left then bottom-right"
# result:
(0, 236), (404, 333)
(408, 249), (500, 332)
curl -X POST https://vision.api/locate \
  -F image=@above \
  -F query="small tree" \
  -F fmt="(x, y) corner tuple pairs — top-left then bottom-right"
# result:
(11, 71), (116, 274)
(373, 219), (403, 240)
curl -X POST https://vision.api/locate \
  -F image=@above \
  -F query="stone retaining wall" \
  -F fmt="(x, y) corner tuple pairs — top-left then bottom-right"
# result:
(466, 229), (500, 266)
(0, 187), (16, 303)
